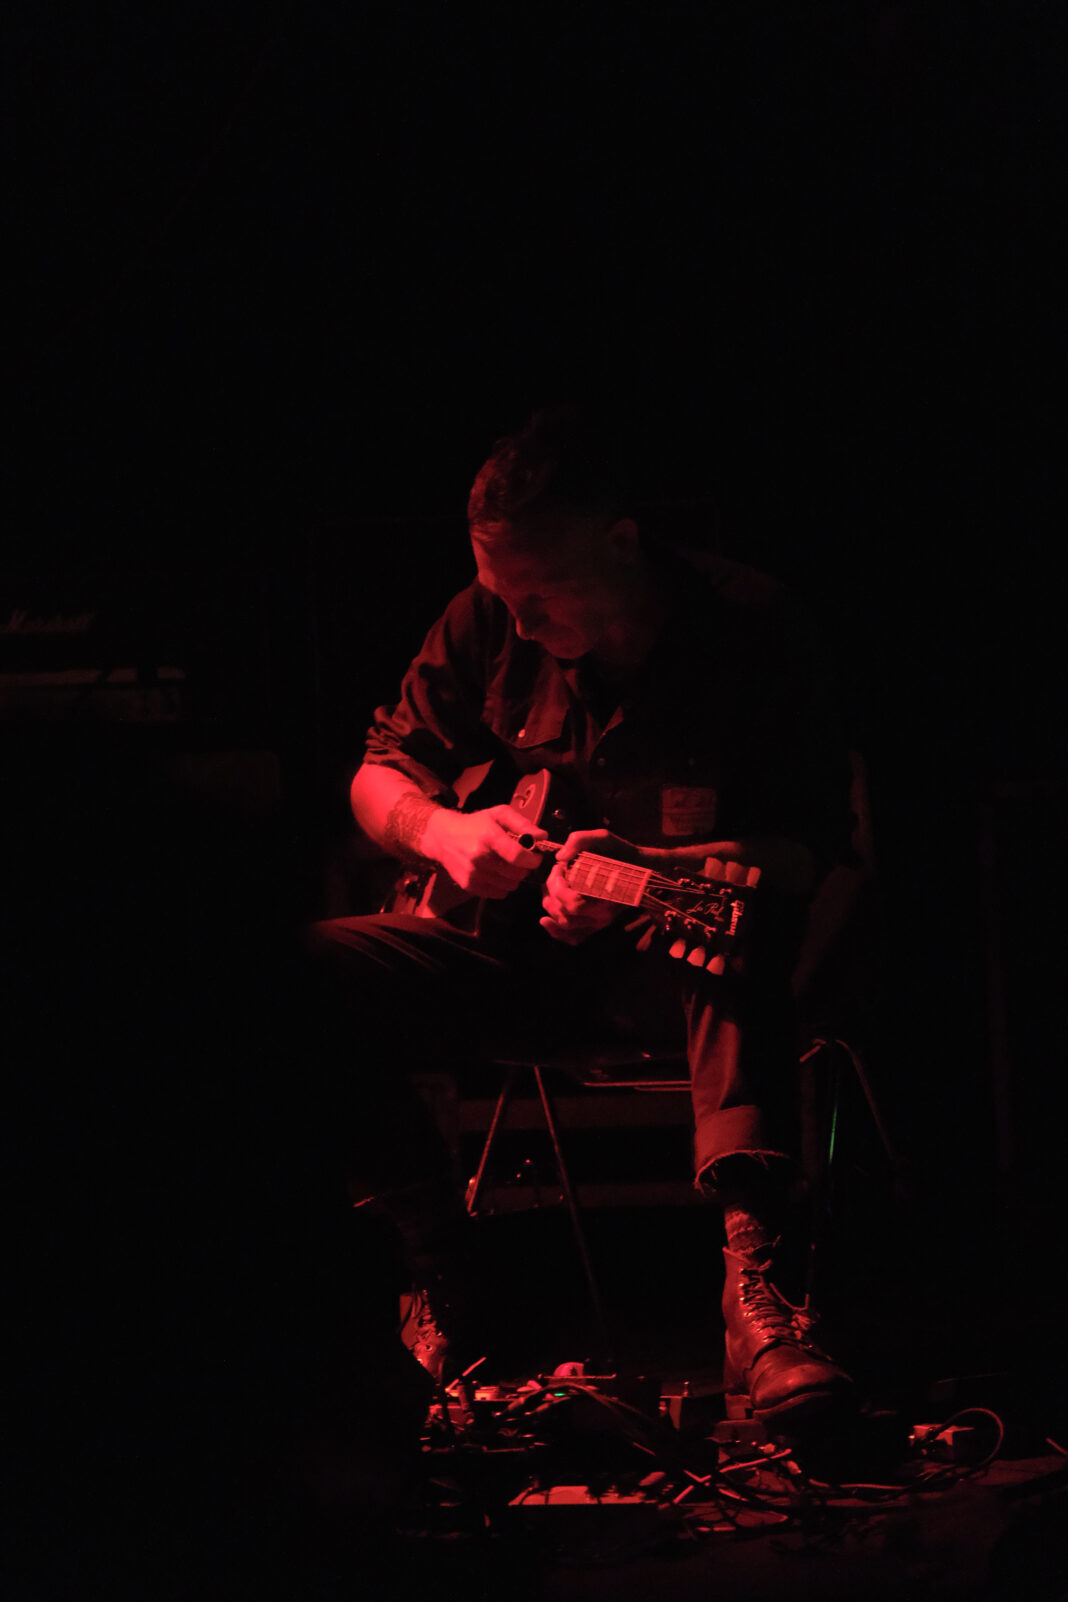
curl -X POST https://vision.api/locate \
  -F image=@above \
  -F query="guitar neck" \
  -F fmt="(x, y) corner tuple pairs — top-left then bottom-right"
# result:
(565, 852), (655, 909)
(564, 847), (758, 973)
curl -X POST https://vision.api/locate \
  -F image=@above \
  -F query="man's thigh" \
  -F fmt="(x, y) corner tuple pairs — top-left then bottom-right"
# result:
(301, 915), (691, 1184)
(304, 913), (688, 1061)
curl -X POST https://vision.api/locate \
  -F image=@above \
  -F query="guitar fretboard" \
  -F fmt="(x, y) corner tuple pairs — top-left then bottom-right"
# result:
(566, 854), (653, 907)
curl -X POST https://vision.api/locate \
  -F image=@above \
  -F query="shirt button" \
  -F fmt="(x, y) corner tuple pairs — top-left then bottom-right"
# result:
(596, 756), (607, 768)
(517, 728), (527, 742)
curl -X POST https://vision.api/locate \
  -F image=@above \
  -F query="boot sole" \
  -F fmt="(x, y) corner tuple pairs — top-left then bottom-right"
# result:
(752, 1381), (856, 1432)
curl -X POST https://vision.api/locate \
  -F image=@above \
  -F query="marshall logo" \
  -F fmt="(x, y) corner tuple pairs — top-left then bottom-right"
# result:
(1, 608), (97, 636)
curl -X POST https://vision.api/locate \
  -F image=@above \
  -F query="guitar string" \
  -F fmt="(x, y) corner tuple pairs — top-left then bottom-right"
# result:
(568, 862), (721, 900)
(641, 889), (723, 927)
(567, 859), (683, 896)
(561, 879), (731, 936)
(566, 854), (747, 897)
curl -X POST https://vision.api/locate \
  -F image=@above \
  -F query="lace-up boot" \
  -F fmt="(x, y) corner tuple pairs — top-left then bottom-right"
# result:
(721, 1244), (853, 1428)
(397, 1275), (473, 1389)
(350, 1172), (487, 1392)
(399, 1238), (487, 1395)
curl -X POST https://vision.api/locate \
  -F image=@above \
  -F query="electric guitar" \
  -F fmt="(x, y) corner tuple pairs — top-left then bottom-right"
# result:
(385, 766), (760, 973)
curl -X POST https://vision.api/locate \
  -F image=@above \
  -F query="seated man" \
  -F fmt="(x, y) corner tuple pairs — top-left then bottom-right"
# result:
(307, 404), (856, 1429)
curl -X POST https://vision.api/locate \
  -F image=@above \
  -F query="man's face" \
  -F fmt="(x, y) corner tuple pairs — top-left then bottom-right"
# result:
(472, 520), (634, 660)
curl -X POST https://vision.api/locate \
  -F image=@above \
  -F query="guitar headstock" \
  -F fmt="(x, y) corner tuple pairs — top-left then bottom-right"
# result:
(633, 856), (761, 973)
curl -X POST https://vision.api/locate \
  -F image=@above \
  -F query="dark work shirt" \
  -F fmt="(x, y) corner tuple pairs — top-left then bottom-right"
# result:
(363, 543), (855, 873)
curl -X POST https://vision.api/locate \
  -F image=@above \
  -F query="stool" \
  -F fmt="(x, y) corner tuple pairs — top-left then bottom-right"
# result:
(462, 1034), (902, 1373)
(464, 1043), (691, 1371)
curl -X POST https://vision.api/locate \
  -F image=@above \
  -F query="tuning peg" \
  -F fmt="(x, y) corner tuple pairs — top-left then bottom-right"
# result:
(635, 923), (656, 952)
(745, 865), (761, 886)
(686, 946), (707, 966)
(703, 856), (724, 879)
(723, 860), (744, 883)
(669, 938), (687, 960)
(706, 953), (725, 975)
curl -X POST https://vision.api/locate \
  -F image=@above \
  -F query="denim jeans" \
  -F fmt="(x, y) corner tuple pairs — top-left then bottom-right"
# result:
(302, 891), (808, 1203)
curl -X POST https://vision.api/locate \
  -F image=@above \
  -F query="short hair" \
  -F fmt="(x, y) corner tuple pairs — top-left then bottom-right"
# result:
(468, 404), (635, 541)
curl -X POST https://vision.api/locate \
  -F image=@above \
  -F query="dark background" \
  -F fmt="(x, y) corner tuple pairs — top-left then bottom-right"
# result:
(3, 2), (1067, 1586)
(6, 0), (1065, 1203)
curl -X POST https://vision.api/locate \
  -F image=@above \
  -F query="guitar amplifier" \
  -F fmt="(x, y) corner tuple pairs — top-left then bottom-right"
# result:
(1, 521), (289, 743)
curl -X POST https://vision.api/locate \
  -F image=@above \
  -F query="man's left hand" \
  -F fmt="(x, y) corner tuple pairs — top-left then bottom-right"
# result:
(539, 829), (640, 945)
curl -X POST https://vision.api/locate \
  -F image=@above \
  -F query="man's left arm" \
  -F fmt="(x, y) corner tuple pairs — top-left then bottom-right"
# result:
(551, 598), (855, 910)
(670, 596), (856, 895)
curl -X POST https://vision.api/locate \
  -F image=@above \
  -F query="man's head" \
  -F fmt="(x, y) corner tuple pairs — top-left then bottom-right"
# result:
(468, 406), (652, 663)
(467, 404), (634, 540)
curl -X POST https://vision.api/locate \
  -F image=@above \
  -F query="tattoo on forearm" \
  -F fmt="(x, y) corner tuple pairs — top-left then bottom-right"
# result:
(384, 794), (440, 862)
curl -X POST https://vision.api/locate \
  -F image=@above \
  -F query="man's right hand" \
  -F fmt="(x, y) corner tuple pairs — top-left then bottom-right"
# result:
(424, 805), (549, 899)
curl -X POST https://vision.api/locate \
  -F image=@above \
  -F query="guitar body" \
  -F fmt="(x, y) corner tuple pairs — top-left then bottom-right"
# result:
(383, 764), (575, 933)
(381, 764), (762, 972)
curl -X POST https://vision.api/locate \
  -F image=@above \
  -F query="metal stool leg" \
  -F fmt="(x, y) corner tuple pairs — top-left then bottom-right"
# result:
(802, 1043), (843, 1309)
(801, 1036), (907, 1308)
(465, 1065), (518, 1215)
(533, 1066), (615, 1370)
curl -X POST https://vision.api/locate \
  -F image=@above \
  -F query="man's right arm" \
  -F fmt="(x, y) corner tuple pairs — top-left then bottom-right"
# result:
(350, 762), (548, 901)
(349, 763), (455, 866)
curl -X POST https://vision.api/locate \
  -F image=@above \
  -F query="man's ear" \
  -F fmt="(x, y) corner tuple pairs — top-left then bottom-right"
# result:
(606, 518), (641, 564)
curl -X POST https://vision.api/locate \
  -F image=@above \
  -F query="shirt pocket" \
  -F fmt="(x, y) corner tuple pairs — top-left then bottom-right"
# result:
(482, 691), (568, 757)
(655, 735), (732, 840)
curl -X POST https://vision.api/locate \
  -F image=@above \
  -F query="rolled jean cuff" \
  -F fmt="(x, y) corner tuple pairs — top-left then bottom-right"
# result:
(693, 1105), (794, 1199)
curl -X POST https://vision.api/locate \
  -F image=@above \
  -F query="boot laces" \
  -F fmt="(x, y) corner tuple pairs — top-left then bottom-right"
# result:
(739, 1265), (795, 1332)
(727, 1248), (813, 1349)
(400, 1284), (448, 1366)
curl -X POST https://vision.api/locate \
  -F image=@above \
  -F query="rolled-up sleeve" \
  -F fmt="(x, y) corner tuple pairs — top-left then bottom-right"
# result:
(363, 583), (500, 804)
